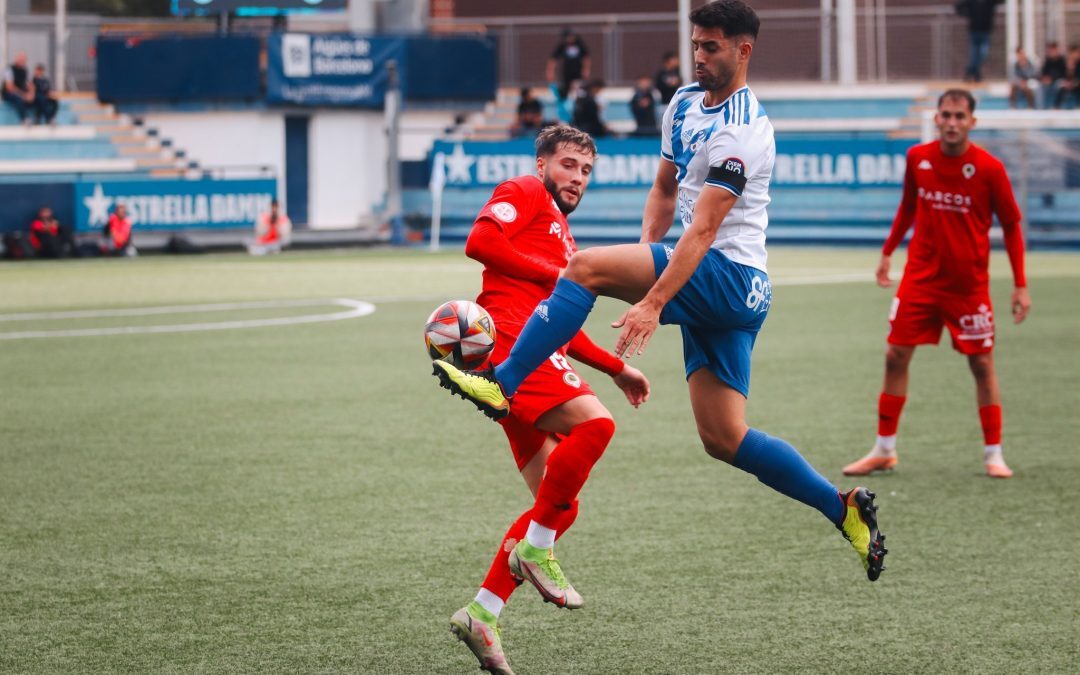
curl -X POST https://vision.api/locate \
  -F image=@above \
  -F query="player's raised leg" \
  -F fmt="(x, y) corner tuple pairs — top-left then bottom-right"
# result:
(844, 344), (914, 476)
(433, 244), (656, 418)
(969, 352), (1013, 478)
(508, 396), (615, 607)
(689, 369), (887, 580)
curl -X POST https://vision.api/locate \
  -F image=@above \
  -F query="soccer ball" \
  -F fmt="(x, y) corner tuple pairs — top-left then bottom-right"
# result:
(424, 300), (496, 369)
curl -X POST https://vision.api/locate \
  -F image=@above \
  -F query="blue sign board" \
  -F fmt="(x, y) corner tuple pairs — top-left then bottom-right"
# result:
(74, 179), (277, 232)
(429, 136), (915, 189)
(267, 34), (405, 107)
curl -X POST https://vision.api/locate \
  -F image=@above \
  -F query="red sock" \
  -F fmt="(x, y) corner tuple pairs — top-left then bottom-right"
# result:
(531, 418), (615, 529)
(979, 404), (1002, 445)
(878, 393), (907, 436)
(481, 500), (580, 602)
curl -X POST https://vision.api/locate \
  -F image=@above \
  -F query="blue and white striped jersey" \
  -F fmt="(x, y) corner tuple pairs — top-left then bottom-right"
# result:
(660, 84), (774, 272)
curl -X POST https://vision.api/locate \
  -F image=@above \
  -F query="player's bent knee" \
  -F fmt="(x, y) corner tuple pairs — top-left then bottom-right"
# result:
(885, 345), (913, 372)
(698, 428), (742, 463)
(564, 248), (605, 291)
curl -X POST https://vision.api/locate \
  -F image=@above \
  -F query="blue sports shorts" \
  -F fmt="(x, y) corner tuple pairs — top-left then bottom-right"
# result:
(649, 243), (772, 397)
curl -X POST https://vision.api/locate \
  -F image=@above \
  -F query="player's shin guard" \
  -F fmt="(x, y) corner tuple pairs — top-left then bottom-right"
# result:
(734, 428), (845, 524)
(481, 502), (580, 603)
(979, 404), (1002, 445)
(494, 278), (596, 396)
(530, 418), (615, 529)
(878, 393), (906, 436)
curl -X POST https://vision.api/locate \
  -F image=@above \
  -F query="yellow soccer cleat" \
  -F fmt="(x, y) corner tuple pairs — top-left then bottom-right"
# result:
(838, 487), (888, 582)
(450, 605), (515, 675)
(432, 360), (510, 421)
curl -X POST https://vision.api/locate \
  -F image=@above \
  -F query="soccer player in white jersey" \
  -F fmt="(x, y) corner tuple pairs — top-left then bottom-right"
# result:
(433, 0), (887, 583)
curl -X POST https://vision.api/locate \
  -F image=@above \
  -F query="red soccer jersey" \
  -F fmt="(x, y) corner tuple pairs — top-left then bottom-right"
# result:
(471, 175), (578, 332)
(884, 141), (1026, 296)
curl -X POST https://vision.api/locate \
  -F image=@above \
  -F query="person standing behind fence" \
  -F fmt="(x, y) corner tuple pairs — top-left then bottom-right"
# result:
(571, 79), (609, 139)
(629, 75), (659, 136)
(957, 0), (1004, 83)
(1008, 47), (1038, 109)
(31, 64), (58, 125)
(2, 52), (33, 125)
(103, 203), (136, 257)
(546, 29), (590, 101)
(653, 51), (683, 104)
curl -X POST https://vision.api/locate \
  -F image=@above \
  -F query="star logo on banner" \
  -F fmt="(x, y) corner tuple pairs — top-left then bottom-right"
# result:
(83, 183), (114, 227)
(444, 144), (475, 184)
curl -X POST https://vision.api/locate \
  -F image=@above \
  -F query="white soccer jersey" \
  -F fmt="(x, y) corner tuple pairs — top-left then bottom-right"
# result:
(660, 84), (774, 272)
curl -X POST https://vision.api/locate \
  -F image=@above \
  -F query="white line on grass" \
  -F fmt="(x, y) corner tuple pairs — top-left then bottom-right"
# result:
(0, 298), (375, 340)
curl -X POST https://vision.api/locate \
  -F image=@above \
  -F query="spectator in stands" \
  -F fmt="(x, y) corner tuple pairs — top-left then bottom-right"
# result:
(103, 203), (136, 257)
(31, 64), (58, 125)
(1055, 44), (1080, 109)
(546, 28), (590, 101)
(630, 75), (660, 136)
(247, 199), (292, 256)
(29, 206), (76, 258)
(1040, 41), (1068, 108)
(2, 52), (34, 125)
(511, 87), (546, 138)
(654, 51), (683, 104)
(571, 79), (609, 139)
(957, 0), (1004, 83)
(1008, 47), (1039, 109)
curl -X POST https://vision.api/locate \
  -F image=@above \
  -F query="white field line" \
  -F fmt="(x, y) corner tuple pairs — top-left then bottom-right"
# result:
(0, 299), (374, 340)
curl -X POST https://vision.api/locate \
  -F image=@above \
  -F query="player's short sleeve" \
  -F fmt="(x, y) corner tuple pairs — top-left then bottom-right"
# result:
(703, 126), (762, 197)
(660, 96), (678, 162)
(476, 179), (537, 237)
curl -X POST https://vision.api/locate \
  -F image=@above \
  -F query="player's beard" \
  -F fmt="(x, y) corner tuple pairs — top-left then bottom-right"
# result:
(544, 175), (580, 215)
(697, 61), (735, 93)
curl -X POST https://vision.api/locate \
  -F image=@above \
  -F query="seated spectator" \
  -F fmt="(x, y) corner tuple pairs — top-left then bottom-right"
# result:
(510, 87), (545, 138)
(630, 75), (660, 136)
(571, 79), (610, 138)
(1040, 41), (1068, 108)
(29, 206), (75, 258)
(2, 52), (33, 125)
(1055, 44), (1080, 109)
(654, 51), (683, 105)
(31, 64), (58, 125)
(102, 203), (136, 256)
(1009, 47), (1039, 109)
(247, 199), (292, 255)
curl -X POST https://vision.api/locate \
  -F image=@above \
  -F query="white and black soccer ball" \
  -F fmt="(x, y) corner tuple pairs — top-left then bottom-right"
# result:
(424, 300), (496, 369)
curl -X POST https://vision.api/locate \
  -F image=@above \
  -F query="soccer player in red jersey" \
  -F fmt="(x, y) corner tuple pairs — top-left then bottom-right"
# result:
(448, 125), (650, 675)
(843, 89), (1031, 479)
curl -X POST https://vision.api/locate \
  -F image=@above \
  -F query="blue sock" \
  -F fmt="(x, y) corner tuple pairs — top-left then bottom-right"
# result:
(733, 428), (844, 525)
(495, 278), (596, 396)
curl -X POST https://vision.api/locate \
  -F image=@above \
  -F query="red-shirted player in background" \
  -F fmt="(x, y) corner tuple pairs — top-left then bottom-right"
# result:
(843, 89), (1031, 480)
(448, 125), (650, 675)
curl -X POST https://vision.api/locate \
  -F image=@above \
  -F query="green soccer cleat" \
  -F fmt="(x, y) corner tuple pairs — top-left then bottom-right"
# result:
(507, 540), (584, 609)
(450, 604), (515, 675)
(838, 487), (888, 582)
(432, 360), (510, 421)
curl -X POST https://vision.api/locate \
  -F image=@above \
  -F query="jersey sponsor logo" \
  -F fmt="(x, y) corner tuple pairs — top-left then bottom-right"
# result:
(958, 303), (994, 338)
(490, 202), (517, 222)
(962, 163), (976, 179)
(917, 159), (933, 170)
(688, 129), (708, 153)
(745, 275), (772, 313)
(549, 221), (562, 236)
(917, 186), (972, 212)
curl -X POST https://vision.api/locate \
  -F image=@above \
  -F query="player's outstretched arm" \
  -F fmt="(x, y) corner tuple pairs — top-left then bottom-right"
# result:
(615, 185), (738, 358)
(640, 159), (678, 244)
(566, 331), (649, 407)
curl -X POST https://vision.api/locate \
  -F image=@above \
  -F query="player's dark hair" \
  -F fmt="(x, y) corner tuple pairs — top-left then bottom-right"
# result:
(535, 124), (597, 159)
(690, 0), (760, 41)
(938, 88), (976, 113)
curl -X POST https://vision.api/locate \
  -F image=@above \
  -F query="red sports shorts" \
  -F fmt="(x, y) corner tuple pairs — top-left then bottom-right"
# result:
(493, 330), (594, 470)
(887, 289), (995, 355)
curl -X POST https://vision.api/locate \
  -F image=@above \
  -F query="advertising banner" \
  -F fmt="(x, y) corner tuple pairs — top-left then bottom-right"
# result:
(74, 179), (277, 232)
(173, 0), (346, 13)
(428, 136), (916, 189)
(267, 34), (405, 106)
